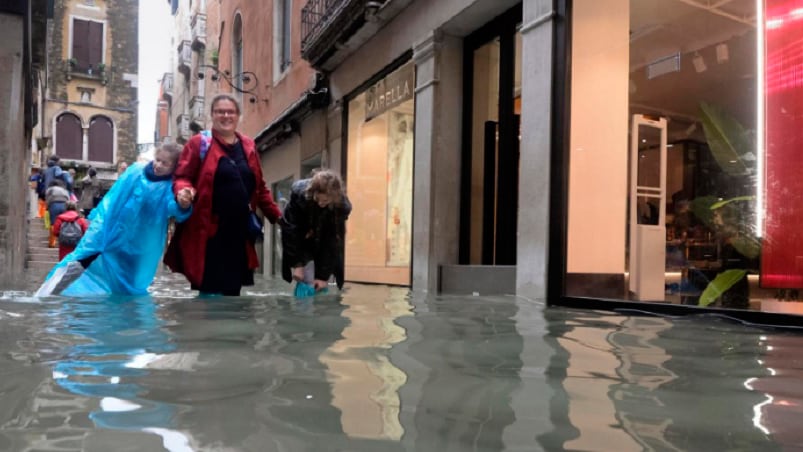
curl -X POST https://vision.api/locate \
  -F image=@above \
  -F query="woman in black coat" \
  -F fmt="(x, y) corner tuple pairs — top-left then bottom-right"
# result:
(281, 169), (351, 292)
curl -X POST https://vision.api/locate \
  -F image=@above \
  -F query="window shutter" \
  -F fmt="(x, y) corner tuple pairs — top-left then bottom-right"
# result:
(88, 116), (114, 163)
(282, 0), (292, 70)
(72, 19), (89, 71)
(88, 21), (103, 69)
(56, 114), (83, 160)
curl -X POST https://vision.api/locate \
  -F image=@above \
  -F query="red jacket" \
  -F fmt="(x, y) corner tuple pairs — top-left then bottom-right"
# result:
(164, 130), (282, 287)
(53, 210), (89, 260)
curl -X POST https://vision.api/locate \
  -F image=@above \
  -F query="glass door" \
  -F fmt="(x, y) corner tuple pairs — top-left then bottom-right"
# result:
(460, 8), (522, 266)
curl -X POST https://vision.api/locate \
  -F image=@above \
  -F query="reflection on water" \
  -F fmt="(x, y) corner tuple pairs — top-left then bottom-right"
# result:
(0, 273), (801, 451)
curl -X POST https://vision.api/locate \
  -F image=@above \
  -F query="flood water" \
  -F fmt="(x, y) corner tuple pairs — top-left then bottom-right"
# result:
(1, 272), (802, 451)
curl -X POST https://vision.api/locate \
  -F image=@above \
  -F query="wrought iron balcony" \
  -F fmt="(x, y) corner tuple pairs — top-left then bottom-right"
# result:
(178, 40), (192, 76)
(191, 13), (206, 51)
(189, 96), (205, 125)
(65, 59), (109, 85)
(161, 73), (174, 100)
(176, 113), (191, 141)
(301, 0), (371, 68)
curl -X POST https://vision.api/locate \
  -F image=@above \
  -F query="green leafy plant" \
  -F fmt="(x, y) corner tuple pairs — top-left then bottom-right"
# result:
(694, 103), (759, 307)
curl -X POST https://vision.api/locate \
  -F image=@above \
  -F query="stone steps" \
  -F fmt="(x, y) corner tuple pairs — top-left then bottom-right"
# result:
(26, 217), (58, 286)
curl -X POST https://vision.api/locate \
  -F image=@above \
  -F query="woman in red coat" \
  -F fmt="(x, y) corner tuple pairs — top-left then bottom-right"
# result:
(164, 94), (282, 296)
(52, 201), (89, 260)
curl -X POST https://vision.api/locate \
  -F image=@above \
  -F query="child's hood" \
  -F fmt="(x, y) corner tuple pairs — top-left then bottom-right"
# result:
(58, 210), (82, 222)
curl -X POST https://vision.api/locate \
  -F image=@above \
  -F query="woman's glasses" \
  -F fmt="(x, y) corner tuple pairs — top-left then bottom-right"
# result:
(213, 109), (239, 117)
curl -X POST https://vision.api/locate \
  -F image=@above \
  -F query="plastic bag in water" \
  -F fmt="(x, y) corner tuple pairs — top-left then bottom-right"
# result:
(36, 260), (85, 297)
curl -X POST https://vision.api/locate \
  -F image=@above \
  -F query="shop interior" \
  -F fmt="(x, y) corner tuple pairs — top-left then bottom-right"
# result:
(565, 0), (799, 312)
(344, 63), (415, 286)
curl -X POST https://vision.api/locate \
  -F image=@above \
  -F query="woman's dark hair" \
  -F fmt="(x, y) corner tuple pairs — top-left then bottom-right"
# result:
(88, 168), (97, 177)
(306, 169), (344, 203)
(210, 94), (241, 115)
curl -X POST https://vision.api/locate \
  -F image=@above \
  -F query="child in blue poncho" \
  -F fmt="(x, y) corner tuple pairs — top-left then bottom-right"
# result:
(37, 144), (194, 296)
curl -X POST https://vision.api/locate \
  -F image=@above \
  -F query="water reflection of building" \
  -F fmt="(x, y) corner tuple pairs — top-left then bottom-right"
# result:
(749, 334), (803, 448)
(392, 295), (525, 450)
(320, 285), (411, 440)
(544, 310), (778, 450)
(544, 312), (651, 451)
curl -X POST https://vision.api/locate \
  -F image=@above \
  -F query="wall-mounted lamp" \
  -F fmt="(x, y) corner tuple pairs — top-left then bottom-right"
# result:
(692, 53), (707, 73)
(716, 43), (729, 64)
(197, 64), (262, 104)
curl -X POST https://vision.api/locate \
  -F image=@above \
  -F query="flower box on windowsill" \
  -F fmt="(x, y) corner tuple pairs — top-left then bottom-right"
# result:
(65, 60), (108, 85)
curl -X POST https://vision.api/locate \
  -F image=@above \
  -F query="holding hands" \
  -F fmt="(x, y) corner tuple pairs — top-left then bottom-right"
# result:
(176, 187), (195, 210)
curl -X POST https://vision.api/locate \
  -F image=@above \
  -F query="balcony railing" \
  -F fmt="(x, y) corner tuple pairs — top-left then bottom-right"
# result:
(190, 96), (205, 125)
(301, 0), (394, 69)
(176, 113), (191, 141)
(161, 72), (174, 100)
(301, 0), (348, 51)
(178, 40), (192, 76)
(191, 13), (206, 51)
(65, 59), (109, 85)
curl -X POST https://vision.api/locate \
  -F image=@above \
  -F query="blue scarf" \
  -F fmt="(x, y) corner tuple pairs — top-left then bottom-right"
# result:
(144, 161), (172, 182)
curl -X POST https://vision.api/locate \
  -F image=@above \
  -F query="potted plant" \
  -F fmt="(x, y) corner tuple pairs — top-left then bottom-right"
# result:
(96, 62), (106, 74)
(209, 48), (219, 67)
(693, 102), (760, 308)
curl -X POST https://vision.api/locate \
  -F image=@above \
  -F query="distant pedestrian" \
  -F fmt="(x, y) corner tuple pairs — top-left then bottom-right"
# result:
(45, 179), (70, 248)
(53, 201), (89, 260)
(78, 167), (101, 216)
(29, 169), (44, 218)
(40, 155), (73, 197)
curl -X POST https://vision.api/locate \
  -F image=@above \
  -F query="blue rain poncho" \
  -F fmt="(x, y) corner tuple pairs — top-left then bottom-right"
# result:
(38, 162), (191, 296)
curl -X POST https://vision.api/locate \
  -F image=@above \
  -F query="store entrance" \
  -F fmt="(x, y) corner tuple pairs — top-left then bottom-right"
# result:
(460, 8), (522, 266)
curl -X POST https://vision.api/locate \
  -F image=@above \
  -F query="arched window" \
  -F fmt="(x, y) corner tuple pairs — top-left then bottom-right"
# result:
(232, 13), (243, 104)
(88, 116), (114, 163)
(55, 113), (83, 160)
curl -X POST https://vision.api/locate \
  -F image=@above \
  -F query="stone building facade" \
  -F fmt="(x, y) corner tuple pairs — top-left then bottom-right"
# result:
(0, 0), (49, 289)
(42, 0), (138, 179)
(295, 0), (553, 294)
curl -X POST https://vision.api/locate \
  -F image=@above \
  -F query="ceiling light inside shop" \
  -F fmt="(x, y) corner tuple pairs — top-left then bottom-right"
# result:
(693, 53), (707, 73)
(646, 52), (681, 79)
(716, 43), (729, 64)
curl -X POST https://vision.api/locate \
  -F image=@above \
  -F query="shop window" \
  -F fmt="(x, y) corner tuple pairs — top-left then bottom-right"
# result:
(88, 116), (114, 163)
(55, 113), (83, 161)
(563, 0), (801, 313)
(72, 18), (103, 73)
(345, 62), (415, 286)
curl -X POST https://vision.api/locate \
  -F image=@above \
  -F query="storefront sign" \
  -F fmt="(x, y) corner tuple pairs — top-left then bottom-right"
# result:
(365, 63), (414, 121)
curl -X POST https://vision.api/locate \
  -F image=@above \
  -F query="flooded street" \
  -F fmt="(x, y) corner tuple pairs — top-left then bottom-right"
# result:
(1, 272), (801, 451)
